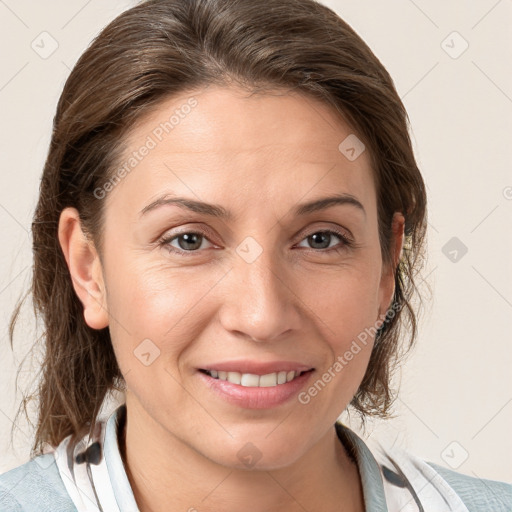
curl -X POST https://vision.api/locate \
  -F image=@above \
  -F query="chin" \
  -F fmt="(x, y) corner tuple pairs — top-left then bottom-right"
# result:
(202, 434), (307, 471)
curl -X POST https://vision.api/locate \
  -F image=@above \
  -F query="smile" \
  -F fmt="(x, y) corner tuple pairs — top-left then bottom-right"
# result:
(199, 369), (312, 387)
(196, 366), (316, 409)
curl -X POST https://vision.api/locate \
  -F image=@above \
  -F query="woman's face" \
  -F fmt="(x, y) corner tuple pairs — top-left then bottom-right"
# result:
(72, 85), (402, 469)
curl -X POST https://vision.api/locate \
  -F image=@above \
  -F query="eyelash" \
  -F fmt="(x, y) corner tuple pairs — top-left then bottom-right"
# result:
(158, 228), (354, 257)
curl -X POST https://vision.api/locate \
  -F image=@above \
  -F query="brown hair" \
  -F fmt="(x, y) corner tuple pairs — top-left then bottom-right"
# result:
(9, 0), (427, 457)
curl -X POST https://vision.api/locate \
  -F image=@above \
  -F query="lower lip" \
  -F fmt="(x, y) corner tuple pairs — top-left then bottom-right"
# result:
(197, 370), (315, 409)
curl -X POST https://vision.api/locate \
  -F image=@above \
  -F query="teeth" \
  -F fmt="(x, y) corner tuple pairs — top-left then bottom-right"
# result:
(240, 373), (259, 387)
(227, 371), (241, 385)
(259, 373), (277, 387)
(277, 371), (287, 384)
(206, 370), (307, 387)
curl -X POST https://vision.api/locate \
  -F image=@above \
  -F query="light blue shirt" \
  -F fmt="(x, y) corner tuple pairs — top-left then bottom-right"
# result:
(1, 404), (511, 511)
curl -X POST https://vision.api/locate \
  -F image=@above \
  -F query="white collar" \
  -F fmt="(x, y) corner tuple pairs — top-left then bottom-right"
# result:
(53, 403), (138, 511)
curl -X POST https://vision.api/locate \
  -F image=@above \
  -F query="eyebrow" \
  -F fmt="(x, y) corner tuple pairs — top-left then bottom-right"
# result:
(139, 193), (366, 220)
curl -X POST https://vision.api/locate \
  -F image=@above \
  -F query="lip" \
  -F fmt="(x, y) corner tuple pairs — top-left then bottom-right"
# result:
(198, 360), (314, 375)
(196, 364), (315, 409)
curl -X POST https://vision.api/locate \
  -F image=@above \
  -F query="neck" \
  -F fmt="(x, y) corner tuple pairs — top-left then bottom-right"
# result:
(118, 400), (364, 512)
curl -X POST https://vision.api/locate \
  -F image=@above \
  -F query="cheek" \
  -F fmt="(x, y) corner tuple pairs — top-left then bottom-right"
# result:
(105, 258), (226, 373)
(297, 302), (377, 421)
(294, 259), (381, 405)
(299, 258), (382, 337)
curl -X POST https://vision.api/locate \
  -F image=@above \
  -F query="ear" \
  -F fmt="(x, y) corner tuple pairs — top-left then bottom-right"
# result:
(377, 212), (405, 325)
(58, 207), (109, 330)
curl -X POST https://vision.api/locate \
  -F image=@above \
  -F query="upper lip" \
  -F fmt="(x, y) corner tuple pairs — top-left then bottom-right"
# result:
(198, 360), (315, 375)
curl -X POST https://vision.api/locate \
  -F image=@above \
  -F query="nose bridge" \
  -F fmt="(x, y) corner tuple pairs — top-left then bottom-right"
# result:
(238, 240), (282, 299)
(219, 235), (300, 341)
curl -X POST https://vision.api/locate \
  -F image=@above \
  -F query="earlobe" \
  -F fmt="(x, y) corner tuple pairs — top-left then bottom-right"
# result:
(58, 207), (109, 330)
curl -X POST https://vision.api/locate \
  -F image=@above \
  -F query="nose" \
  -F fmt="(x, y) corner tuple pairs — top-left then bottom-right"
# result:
(218, 245), (303, 343)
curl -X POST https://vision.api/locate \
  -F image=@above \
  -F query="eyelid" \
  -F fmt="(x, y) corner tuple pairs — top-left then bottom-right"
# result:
(295, 223), (354, 244)
(158, 223), (218, 243)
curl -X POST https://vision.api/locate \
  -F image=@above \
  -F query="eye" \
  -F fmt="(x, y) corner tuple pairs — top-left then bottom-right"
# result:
(296, 229), (353, 252)
(159, 231), (215, 255)
(158, 227), (354, 257)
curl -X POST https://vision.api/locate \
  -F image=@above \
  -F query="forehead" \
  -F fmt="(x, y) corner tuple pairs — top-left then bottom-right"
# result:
(107, 85), (376, 216)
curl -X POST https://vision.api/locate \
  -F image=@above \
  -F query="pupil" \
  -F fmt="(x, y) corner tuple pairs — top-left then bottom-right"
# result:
(310, 232), (330, 249)
(179, 233), (201, 250)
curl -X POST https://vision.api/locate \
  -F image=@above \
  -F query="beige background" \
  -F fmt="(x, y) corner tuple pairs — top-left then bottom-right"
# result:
(1, 0), (511, 484)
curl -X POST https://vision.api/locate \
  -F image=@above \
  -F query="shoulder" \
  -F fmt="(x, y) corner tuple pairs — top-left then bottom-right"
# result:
(0, 454), (77, 512)
(426, 461), (512, 512)
(361, 433), (512, 512)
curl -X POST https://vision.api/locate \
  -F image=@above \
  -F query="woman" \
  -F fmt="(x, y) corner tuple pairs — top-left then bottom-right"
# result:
(1, 0), (511, 510)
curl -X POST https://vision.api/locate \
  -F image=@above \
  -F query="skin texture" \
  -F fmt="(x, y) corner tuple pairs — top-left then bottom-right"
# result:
(58, 84), (404, 512)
